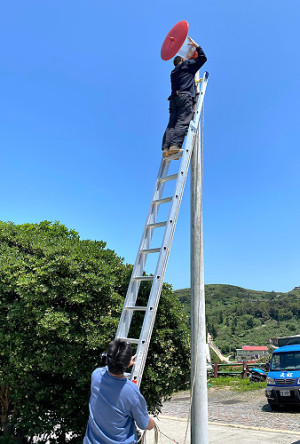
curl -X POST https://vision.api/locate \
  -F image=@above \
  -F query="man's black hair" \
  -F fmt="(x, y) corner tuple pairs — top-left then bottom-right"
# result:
(173, 56), (183, 67)
(106, 339), (132, 375)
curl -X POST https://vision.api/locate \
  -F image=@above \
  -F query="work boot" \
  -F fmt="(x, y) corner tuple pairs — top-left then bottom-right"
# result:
(162, 149), (171, 158)
(169, 146), (183, 159)
(169, 145), (182, 154)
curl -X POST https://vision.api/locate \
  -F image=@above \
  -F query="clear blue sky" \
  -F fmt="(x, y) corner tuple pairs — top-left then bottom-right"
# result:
(1, 1), (299, 292)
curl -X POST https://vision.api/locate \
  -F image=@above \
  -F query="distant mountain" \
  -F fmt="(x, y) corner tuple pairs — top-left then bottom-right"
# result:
(174, 284), (300, 355)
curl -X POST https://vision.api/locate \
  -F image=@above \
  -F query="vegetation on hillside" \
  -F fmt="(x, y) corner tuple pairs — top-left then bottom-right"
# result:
(0, 221), (190, 442)
(175, 284), (300, 356)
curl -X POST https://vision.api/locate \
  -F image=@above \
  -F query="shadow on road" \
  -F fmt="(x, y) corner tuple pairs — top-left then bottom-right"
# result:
(262, 403), (300, 414)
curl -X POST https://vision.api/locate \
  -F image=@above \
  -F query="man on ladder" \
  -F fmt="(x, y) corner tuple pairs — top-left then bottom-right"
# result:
(162, 37), (207, 158)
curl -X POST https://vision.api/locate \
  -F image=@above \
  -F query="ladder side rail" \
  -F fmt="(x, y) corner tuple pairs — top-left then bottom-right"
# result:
(115, 157), (171, 339)
(131, 75), (209, 384)
(190, 72), (209, 132)
(131, 134), (197, 385)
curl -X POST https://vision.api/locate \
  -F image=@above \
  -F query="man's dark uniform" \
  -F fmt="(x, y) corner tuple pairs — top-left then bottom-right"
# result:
(162, 46), (207, 152)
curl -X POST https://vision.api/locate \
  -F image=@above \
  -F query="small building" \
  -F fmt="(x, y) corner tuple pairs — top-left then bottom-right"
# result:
(235, 345), (269, 361)
(270, 334), (300, 348)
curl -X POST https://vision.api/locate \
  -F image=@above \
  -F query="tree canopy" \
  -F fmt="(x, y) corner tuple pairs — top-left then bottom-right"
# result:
(0, 221), (190, 443)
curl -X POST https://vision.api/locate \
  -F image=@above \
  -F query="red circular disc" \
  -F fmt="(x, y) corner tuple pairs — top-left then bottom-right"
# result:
(161, 20), (189, 61)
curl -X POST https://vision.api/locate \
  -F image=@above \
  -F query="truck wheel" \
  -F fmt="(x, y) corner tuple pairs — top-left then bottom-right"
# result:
(268, 401), (279, 411)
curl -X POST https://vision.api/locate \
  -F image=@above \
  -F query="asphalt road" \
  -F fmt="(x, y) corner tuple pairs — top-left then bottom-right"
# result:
(160, 387), (300, 432)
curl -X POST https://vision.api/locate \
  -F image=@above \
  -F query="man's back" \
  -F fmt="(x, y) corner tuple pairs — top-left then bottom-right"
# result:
(170, 46), (207, 98)
(84, 368), (149, 444)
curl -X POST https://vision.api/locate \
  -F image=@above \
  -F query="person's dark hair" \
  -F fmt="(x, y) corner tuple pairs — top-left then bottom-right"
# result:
(173, 56), (183, 67)
(106, 339), (132, 375)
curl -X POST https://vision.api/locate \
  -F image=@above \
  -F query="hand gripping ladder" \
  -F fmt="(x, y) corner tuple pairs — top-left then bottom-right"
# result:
(115, 72), (209, 387)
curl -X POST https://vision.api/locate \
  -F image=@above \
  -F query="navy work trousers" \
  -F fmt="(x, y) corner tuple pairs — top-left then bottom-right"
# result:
(162, 93), (194, 150)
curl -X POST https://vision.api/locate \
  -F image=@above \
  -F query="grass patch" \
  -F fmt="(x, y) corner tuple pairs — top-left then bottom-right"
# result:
(208, 376), (266, 392)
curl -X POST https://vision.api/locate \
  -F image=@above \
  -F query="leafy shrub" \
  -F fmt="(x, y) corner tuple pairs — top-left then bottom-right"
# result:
(0, 221), (190, 442)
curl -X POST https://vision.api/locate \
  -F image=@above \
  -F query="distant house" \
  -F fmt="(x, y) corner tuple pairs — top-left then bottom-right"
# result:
(235, 345), (269, 361)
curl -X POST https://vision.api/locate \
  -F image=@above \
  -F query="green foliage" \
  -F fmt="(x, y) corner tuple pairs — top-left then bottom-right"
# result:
(175, 284), (300, 355)
(210, 349), (220, 364)
(208, 376), (266, 392)
(0, 221), (190, 442)
(0, 437), (16, 444)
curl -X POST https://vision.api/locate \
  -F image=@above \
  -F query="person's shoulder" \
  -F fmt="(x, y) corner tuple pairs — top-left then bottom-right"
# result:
(92, 366), (106, 376)
(91, 367), (106, 380)
(124, 380), (142, 398)
(171, 64), (183, 73)
(183, 59), (194, 67)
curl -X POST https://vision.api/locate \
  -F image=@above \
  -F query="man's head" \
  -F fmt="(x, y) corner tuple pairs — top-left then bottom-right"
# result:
(106, 339), (132, 375)
(173, 56), (184, 67)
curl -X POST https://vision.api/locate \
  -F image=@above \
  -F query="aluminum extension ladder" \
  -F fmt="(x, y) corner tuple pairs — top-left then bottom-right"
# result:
(115, 72), (209, 387)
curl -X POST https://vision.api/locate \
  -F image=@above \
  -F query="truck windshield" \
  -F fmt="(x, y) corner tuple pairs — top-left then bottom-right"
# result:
(271, 351), (300, 371)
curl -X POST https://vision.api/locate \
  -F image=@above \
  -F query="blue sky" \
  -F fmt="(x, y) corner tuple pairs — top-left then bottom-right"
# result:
(1, 1), (299, 292)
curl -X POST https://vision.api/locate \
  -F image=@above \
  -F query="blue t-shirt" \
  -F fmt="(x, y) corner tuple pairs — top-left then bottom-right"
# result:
(84, 367), (149, 444)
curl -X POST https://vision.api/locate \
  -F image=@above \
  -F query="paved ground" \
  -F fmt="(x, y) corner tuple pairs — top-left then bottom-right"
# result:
(142, 388), (300, 443)
(160, 388), (300, 432)
(144, 418), (300, 444)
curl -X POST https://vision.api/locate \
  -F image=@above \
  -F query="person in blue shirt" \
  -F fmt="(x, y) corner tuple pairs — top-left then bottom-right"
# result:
(84, 339), (155, 444)
(162, 37), (207, 158)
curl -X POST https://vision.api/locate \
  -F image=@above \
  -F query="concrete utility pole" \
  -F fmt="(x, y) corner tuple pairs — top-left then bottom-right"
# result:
(190, 101), (209, 443)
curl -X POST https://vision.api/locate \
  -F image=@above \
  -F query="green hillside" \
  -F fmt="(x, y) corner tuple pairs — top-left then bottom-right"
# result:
(175, 284), (300, 356)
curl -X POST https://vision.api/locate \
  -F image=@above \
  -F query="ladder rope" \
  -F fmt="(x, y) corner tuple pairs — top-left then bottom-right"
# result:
(139, 423), (180, 443)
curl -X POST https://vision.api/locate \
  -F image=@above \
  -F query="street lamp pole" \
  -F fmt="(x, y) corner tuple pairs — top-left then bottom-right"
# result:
(190, 95), (208, 443)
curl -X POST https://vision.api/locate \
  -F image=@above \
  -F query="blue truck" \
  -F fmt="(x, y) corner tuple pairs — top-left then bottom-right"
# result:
(265, 343), (300, 409)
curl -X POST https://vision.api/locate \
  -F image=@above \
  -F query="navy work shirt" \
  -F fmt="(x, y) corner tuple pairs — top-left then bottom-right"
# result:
(84, 367), (149, 444)
(170, 46), (207, 98)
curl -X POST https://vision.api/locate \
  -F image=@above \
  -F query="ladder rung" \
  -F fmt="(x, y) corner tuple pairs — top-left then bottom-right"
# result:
(153, 197), (172, 205)
(125, 306), (147, 311)
(118, 337), (139, 344)
(158, 173), (178, 183)
(140, 248), (160, 254)
(146, 221), (167, 229)
(133, 276), (154, 281)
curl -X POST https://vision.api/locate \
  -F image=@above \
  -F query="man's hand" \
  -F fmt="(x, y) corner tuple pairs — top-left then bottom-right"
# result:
(146, 417), (156, 430)
(129, 354), (137, 367)
(188, 36), (198, 48)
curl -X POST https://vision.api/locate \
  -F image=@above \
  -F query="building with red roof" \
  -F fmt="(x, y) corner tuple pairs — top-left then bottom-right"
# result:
(236, 345), (269, 361)
(242, 346), (268, 351)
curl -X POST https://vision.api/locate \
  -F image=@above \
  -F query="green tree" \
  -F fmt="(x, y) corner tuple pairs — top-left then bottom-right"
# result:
(0, 221), (190, 442)
(209, 324), (217, 338)
(219, 311), (224, 324)
(246, 316), (254, 328)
